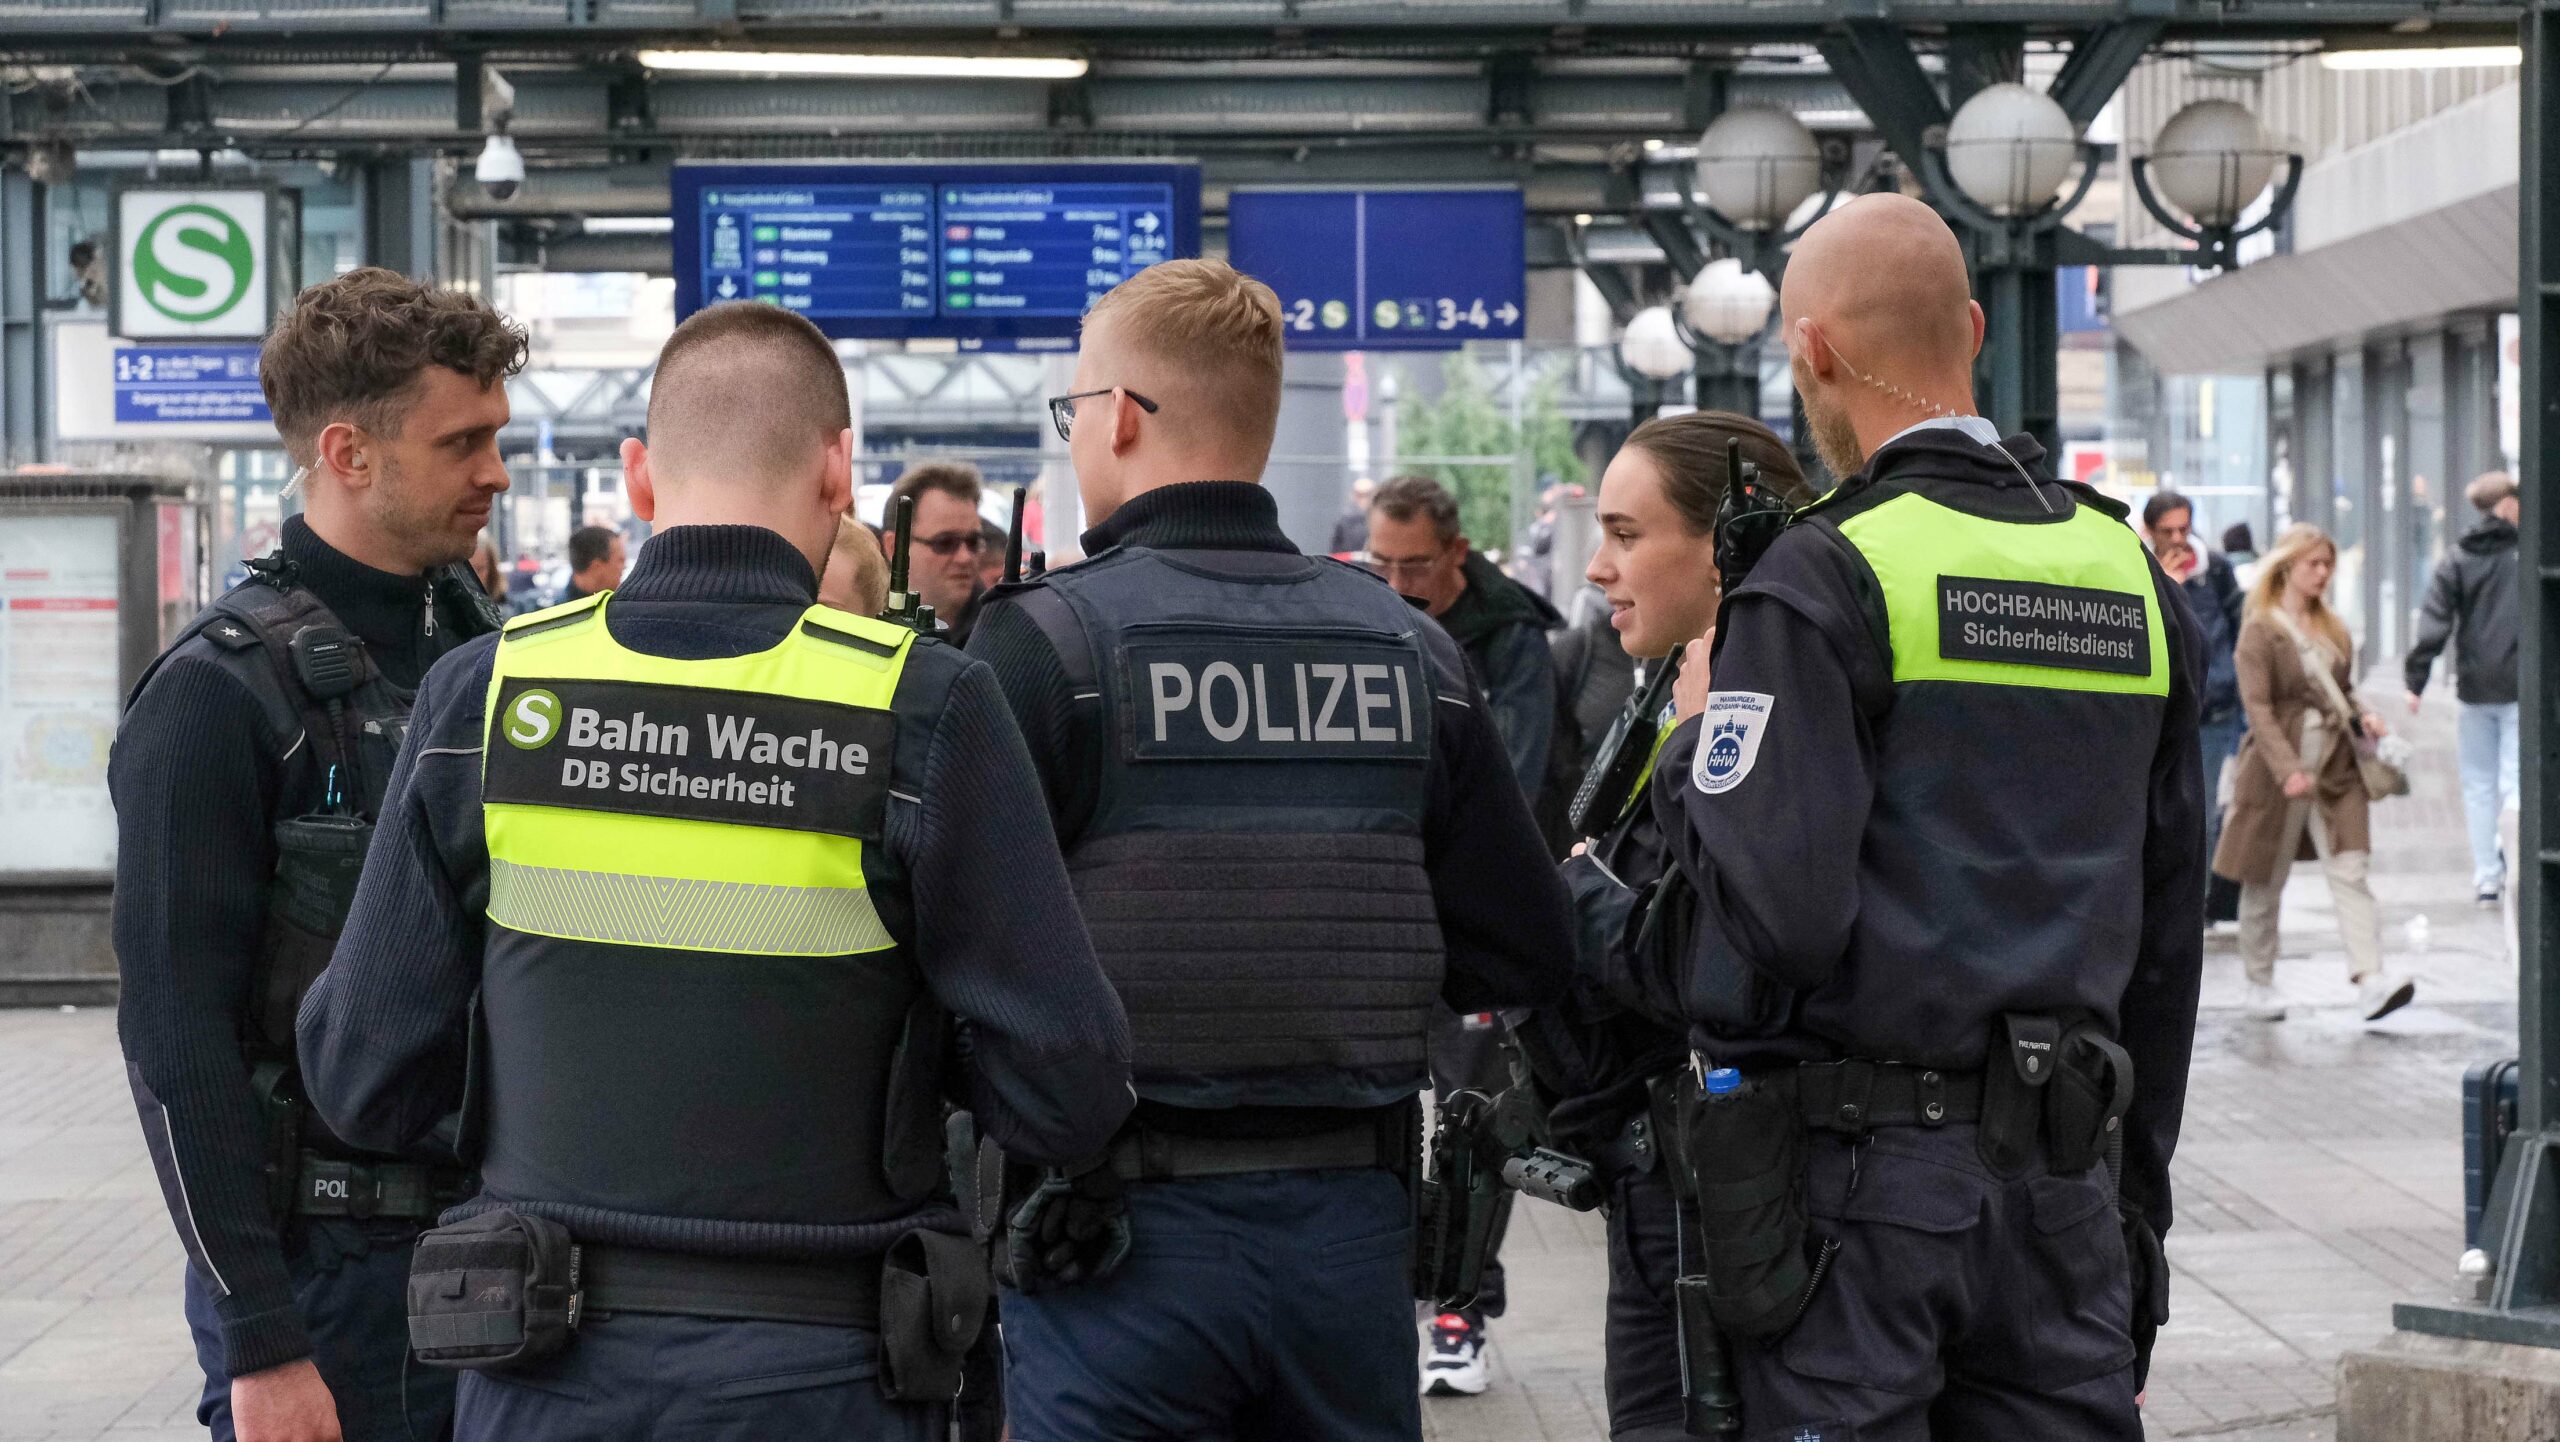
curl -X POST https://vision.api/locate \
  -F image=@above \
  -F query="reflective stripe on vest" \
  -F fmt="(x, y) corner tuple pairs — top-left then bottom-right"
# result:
(1834, 492), (2169, 696)
(479, 594), (911, 956)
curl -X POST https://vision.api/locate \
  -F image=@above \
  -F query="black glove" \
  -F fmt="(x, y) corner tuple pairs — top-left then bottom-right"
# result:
(2120, 1201), (2170, 1390)
(1005, 1161), (1132, 1294)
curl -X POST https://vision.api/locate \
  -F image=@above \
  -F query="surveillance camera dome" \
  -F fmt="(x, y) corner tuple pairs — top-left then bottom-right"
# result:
(475, 133), (524, 202)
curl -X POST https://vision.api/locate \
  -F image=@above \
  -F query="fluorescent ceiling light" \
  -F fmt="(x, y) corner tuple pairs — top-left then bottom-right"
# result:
(2321, 44), (2521, 70)
(582, 216), (674, 234)
(636, 50), (1088, 80)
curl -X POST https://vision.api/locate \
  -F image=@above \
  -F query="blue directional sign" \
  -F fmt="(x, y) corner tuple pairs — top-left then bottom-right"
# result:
(111, 343), (270, 424)
(1227, 188), (1526, 352)
(674, 162), (1201, 342)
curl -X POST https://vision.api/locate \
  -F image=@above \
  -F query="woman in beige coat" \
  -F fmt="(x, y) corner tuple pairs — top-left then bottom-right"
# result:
(2211, 523), (2414, 1023)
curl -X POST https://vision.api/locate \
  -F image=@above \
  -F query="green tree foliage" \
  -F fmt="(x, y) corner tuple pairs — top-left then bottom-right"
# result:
(1391, 352), (1582, 555)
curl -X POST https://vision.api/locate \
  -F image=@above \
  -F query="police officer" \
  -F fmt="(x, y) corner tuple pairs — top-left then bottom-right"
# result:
(114, 268), (523, 1442)
(1631, 195), (2205, 1438)
(967, 258), (1574, 1439)
(1516, 410), (1812, 1439)
(297, 301), (1134, 1438)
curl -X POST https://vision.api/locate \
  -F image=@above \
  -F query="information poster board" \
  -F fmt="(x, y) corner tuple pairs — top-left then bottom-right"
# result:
(672, 161), (1202, 343)
(0, 514), (123, 876)
(1226, 187), (1526, 351)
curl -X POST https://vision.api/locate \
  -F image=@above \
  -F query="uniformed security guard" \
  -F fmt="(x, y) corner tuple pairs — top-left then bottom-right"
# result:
(1516, 410), (1813, 1441)
(114, 268), (524, 1442)
(968, 258), (1575, 1440)
(1626, 195), (2206, 1439)
(297, 301), (1135, 1440)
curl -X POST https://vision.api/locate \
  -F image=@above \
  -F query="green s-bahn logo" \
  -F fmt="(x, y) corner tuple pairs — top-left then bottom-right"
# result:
(505, 689), (564, 750)
(131, 203), (254, 324)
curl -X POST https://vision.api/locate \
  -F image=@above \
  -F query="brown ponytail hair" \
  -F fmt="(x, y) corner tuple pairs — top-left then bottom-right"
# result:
(1620, 411), (1812, 535)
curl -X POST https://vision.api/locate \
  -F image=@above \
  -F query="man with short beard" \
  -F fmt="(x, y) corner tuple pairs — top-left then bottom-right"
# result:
(115, 269), (525, 1442)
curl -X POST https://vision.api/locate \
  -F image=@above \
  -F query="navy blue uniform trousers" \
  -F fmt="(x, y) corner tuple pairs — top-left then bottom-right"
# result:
(453, 1314), (942, 1441)
(1723, 1125), (2143, 1442)
(184, 1220), (453, 1442)
(1002, 1167), (1420, 1442)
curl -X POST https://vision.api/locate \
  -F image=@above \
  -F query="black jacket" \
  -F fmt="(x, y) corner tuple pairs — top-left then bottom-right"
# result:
(1633, 429), (2205, 1239)
(966, 481), (1574, 1129)
(297, 525), (1135, 1254)
(113, 517), (491, 1378)
(1434, 550), (1564, 800)
(2406, 516), (2520, 705)
(2179, 550), (2245, 721)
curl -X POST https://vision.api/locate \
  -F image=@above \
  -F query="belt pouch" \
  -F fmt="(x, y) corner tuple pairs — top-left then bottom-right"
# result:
(1675, 1074), (1811, 1339)
(408, 1209), (581, 1371)
(2045, 1025), (2135, 1175)
(260, 815), (374, 1048)
(879, 1229), (990, 1402)
(1978, 1013), (2062, 1178)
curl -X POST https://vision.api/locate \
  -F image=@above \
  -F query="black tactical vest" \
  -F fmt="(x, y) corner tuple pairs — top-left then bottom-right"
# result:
(126, 559), (489, 1062)
(1009, 545), (1463, 1110)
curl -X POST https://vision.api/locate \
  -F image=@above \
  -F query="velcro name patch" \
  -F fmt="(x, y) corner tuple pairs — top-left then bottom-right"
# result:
(1117, 637), (1431, 762)
(485, 677), (893, 839)
(1937, 576), (2151, 677)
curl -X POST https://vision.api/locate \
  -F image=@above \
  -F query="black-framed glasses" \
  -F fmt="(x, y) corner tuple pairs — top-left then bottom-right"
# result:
(1047, 388), (1159, 443)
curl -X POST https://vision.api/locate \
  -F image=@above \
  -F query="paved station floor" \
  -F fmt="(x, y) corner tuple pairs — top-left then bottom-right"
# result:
(0, 700), (2520, 1441)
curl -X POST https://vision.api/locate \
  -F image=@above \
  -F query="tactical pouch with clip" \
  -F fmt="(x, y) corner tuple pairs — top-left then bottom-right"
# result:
(1978, 1013), (2062, 1178)
(258, 813), (374, 1050)
(878, 1229), (993, 1402)
(248, 1061), (308, 1220)
(2044, 1024), (2135, 1176)
(407, 1208), (582, 1371)
(1674, 1070), (1820, 1340)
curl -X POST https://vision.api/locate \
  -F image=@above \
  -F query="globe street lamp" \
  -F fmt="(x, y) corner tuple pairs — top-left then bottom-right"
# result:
(1674, 259), (1776, 416)
(2129, 98), (2305, 270)
(1676, 106), (1844, 281)
(1619, 304), (1695, 422)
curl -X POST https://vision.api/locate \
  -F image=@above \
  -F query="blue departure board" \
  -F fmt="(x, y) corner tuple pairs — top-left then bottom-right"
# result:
(1226, 188), (1526, 352)
(674, 162), (1200, 342)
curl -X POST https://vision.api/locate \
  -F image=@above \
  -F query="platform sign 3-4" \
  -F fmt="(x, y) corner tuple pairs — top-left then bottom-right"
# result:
(111, 187), (277, 342)
(1227, 188), (1526, 352)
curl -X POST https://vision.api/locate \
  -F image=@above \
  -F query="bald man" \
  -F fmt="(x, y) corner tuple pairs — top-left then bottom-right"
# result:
(1620, 195), (2205, 1440)
(968, 258), (1571, 1440)
(299, 301), (1133, 1441)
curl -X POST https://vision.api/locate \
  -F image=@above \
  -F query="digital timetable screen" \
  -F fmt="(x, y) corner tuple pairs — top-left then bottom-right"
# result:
(672, 162), (1202, 343)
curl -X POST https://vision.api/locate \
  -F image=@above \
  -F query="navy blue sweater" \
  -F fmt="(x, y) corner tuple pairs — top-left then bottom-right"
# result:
(297, 524), (1135, 1254)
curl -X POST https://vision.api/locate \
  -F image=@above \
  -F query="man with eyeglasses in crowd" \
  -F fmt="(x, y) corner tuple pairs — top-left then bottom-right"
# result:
(881, 461), (992, 645)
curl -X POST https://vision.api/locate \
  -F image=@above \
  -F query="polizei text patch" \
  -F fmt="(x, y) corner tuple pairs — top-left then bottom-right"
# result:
(1117, 635), (1432, 762)
(1936, 575), (2151, 678)
(484, 677), (894, 838)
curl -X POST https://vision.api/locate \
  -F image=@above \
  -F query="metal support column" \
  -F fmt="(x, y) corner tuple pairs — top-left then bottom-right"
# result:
(0, 171), (44, 466)
(1693, 342), (1760, 419)
(364, 158), (437, 279)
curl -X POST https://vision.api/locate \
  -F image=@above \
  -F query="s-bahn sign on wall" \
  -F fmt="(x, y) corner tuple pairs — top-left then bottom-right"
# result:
(111, 187), (278, 342)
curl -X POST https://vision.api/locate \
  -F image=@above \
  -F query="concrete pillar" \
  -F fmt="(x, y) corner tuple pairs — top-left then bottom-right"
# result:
(0, 172), (44, 465)
(2340, 1331), (2560, 1441)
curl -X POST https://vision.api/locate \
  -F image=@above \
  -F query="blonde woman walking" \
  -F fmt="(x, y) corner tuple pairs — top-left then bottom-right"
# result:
(2212, 523), (2413, 1022)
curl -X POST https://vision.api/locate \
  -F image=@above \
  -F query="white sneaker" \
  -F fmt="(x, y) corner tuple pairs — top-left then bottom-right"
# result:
(2359, 973), (2416, 1022)
(2244, 982), (2287, 1021)
(1421, 1311), (1489, 1396)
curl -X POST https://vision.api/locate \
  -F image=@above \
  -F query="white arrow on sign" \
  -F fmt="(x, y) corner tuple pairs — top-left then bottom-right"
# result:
(716, 276), (740, 298)
(1135, 212), (1161, 233)
(1495, 302), (1520, 325)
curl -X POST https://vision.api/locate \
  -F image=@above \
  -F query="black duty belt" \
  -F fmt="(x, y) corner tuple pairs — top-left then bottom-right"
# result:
(1106, 1119), (1397, 1183)
(1779, 1061), (1986, 1134)
(581, 1245), (883, 1328)
(293, 1155), (468, 1220)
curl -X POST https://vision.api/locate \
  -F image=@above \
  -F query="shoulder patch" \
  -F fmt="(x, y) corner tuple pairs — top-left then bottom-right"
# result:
(204, 617), (261, 651)
(1691, 691), (1774, 796)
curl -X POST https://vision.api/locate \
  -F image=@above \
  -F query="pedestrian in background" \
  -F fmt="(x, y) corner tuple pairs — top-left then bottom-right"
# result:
(1329, 475), (1378, 554)
(469, 535), (505, 599)
(2143, 489), (2246, 928)
(819, 513), (891, 616)
(2215, 523), (2413, 1023)
(881, 460), (991, 644)
(561, 523), (624, 602)
(2405, 471), (2522, 909)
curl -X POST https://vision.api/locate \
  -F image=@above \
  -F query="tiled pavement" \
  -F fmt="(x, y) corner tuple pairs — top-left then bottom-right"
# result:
(0, 700), (2521, 1441)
